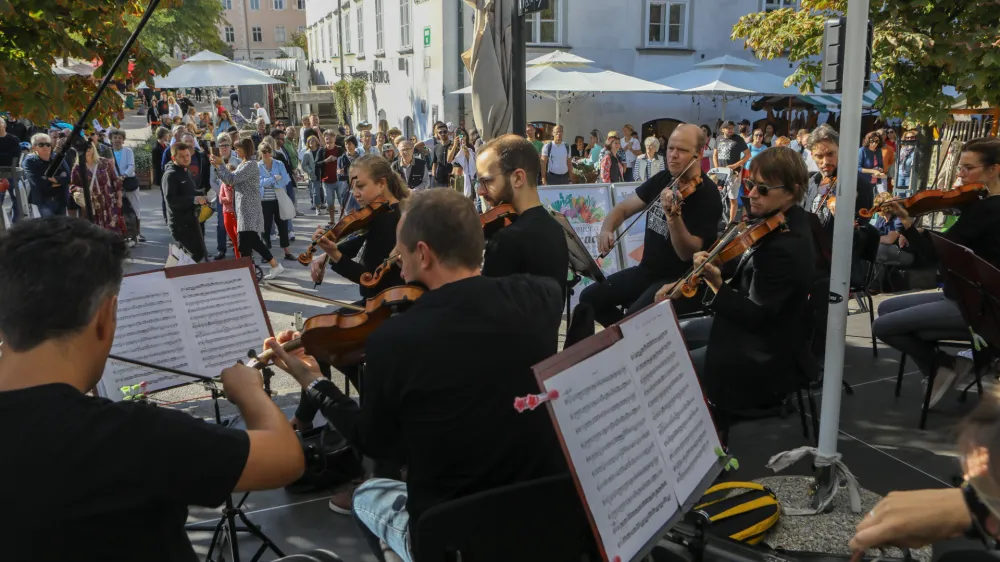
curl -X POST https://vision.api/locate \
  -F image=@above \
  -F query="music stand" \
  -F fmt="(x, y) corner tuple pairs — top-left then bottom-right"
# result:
(549, 210), (606, 324)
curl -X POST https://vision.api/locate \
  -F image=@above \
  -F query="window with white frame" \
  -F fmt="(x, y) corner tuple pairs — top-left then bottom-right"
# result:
(318, 26), (324, 59)
(375, 0), (384, 51)
(224, 26), (235, 42)
(399, 0), (411, 49)
(221, 0), (232, 9)
(308, 29), (315, 59)
(252, 26), (263, 42)
(762, 0), (796, 10)
(250, 0), (260, 9)
(328, 18), (336, 56)
(345, 10), (352, 52)
(645, 0), (688, 47)
(275, 26), (286, 42)
(357, 4), (364, 55)
(524, 0), (560, 45)
(297, 0), (305, 8)
(273, 0), (284, 9)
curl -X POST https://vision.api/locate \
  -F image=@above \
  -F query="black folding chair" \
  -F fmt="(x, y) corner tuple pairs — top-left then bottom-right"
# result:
(412, 474), (599, 562)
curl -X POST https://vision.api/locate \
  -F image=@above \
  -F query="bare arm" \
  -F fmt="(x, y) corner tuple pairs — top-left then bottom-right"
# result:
(733, 148), (751, 169)
(712, 148), (719, 169)
(597, 194), (647, 254)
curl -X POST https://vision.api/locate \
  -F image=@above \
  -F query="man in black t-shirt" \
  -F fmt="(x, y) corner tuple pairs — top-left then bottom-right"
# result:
(580, 124), (722, 326)
(431, 123), (452, 187)
(265, 189), (567, 562)
(713, 120), (751, 224)
(0, 217), (306, 562)
(477, 134), (569, 291)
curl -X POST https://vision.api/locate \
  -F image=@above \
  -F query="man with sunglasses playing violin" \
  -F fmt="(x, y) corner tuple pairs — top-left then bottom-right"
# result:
(655, 147), (816, 412)
(476, 134), (569, 291)
(580, 124), (722, 325)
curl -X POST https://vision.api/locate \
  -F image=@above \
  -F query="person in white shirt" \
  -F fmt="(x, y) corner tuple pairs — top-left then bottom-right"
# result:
(254, 103), (271, 125)
(110, 128), (142, 243)
(621, 123), (642, 178)
(540, 125), (572, 185)
(633, 136), (666, 182)
(167, 96), (183, 120)
(789, 128), (819, 173)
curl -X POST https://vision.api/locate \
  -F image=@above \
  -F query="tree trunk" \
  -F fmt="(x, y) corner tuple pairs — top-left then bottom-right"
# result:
(910, 125), (934, 193)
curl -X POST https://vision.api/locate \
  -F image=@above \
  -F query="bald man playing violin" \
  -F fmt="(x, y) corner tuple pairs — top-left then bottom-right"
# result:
(579, 124), (723, 326)
(656, 146), (817, 413)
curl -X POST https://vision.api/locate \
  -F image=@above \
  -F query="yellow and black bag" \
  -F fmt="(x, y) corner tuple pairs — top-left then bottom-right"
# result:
(692, 482), (780, 544)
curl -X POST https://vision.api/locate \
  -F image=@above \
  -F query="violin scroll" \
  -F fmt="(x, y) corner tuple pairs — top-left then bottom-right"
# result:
(360, 252), (401, 288)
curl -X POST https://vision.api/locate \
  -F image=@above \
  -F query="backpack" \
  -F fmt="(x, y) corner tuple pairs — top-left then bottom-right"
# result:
(692, 482), (780, 544)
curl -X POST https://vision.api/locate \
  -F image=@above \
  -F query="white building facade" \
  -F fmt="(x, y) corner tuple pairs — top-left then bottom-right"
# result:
(304, 0), (798, 141)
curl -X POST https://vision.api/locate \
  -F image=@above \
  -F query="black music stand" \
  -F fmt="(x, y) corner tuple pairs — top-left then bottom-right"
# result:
(549, 210), (606, 324)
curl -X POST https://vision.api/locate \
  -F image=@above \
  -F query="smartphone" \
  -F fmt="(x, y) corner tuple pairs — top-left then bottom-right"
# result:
(212, 147), (221, 157)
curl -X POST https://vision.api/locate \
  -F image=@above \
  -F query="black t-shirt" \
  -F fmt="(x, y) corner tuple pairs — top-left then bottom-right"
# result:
(904, 194), (1000, 274)
(634, 171), (722, 279)
(433, 143), (452, 183)
(329, 201), (403, 298)
(307, 275), (568, 546)
(715, 135), (748, 168)
(0, 383), (250, 562)
(482, 205), (569, 292)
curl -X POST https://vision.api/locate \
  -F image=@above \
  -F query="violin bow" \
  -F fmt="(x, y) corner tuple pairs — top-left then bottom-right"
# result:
(108, 354), (219, 384)
(261, 281), (365, 311)
(45, 0), (164, 222)
(598, 156), (699, 260)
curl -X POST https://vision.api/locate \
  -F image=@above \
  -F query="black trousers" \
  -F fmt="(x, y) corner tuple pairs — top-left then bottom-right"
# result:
(261, 199), (290, 248)
(579, 264), (702, 327)
(238, 230), (273, 263)
(170, 218), (207, 263)
(295, 302), (365, 424)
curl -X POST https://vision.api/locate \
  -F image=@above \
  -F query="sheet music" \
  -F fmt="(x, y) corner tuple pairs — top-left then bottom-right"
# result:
(174, 266), (272, 372)
(99, 264), (271, 402)
(542, 345), (679, 562)
(618, 301), (722, 503)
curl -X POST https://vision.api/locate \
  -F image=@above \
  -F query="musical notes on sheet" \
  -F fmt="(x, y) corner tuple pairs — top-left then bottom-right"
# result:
(543, 345), (678, 562)
(99, 263), (272, 402)
(619, 301), (722, 505)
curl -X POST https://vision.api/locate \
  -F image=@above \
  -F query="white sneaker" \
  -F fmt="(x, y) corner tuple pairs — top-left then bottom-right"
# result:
(264, 263), (284, 280)
(928, 363), (960, 409)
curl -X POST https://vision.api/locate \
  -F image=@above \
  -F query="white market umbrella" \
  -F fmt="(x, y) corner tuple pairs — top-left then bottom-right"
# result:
(153, 50), (283, 88)
(453, 51), (673, 125)
(655, 55), (800, 119)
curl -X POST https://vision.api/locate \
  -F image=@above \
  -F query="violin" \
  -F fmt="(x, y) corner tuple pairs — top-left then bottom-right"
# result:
(481, 203), (518, 239)
(817, 176), (837, 216)
(297, 196), (391, 265)
(359, 252), (400, 288)
(857, 182), (989, 219)
(598, 156), (701, 259)
(249, 285), (425, 368)
(669, 211), (786, 299)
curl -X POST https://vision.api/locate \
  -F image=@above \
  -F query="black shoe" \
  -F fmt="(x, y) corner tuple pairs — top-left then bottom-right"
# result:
(214, 252), (226, 260)
(284, 253), (296, 261)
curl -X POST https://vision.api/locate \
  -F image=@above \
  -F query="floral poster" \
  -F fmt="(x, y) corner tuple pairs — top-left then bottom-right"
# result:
(612, 182), (646, 268)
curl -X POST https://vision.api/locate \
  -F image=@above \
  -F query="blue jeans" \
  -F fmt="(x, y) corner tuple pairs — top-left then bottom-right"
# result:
(0, 190), (22, 222)
(324, 182), (348, 211)
(285, 180), (297, 233)
(353, 479), (412, 562)
(216, 199), (227, 253)
(310, 180), (324, 207)
(36, 199), (67, 218)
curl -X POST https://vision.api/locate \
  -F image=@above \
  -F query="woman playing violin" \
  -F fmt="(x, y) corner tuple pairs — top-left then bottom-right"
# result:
(873, 137), (1000, 410)
(309, 154), (410, 297)
(655, 147), (817, 412)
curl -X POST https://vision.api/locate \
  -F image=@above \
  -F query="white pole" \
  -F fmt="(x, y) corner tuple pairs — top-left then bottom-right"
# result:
(816, 0), (870, 457)
(721, 96), (728, 120)
(556, 93), (562, 127)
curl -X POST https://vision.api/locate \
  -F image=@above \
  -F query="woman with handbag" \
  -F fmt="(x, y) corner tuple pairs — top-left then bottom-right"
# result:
(70, 140), (126, 236)
(257, 141), (295, 261)
(110, 129), (143, 243)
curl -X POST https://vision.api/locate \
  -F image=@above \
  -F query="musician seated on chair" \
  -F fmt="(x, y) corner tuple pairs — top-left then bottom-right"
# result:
(264, 189), (568, 562)
(477, 134), (569, 291)
(580, 124), (723, 326)
(0, 217), (305, 561)
(655, 147), (817, 412)
(872, 137), (1000, 411)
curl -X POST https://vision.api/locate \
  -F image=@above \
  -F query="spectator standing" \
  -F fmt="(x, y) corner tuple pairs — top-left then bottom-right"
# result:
(713, 120), (751, 225)
(215, 111), (234, 140)
(251, 119), (268, 148)
(392, 139), (430, 191)
(316, 130), (344, 223)
(700, 124), (716, 173)
(448, 128), (478, 197)
(22, 133), (69, 218)
(337, 136), (364, 213)
(599, 132), (626, 183)
(881, 128), (897, 191)
(257, 142), (294, 261)
(151, 127), (170, 221)
(761, 122), (777, 146)
(0, 119), (24, 221)
(300, 136), (322, 215)
(621, 124), (642, 179)
(540, 125), (571, 185)
(70, 141), (125, 236)
(229, 88), (239, 112)
(745, 129), (768, 170)
(431, 123), (453, 188)
(254, 103), (271, 126)
(109, 129), (142, 242)
(633, 136), (666, 183)
(859, 131), (887, 192)
(167, 96), (183, 121)
(895, 129), (918, 194)
(163, 141), (208, 262)
(210, 136), (242, 260)
(589, 130), (603, 166)
(525, 123), (544, 153)
(571, 135), (588, 159)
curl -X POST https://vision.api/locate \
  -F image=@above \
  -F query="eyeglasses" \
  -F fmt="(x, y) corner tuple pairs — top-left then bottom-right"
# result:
(744, 180), (788, 196)
(35, 142), (51, 148)
(260, 149), (272, 154)
(959, 165), (984, 174)
(753, 134), (763, 138)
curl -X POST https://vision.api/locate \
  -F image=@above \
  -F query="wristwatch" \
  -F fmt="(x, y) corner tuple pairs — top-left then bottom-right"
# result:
(306, 377), (326, 393)
(962, 481), (996, 547)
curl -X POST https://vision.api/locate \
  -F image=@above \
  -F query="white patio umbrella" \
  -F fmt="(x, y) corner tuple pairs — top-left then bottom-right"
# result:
(461, 0), (515, 141)
(654, 55), (800, 119)
(153, 50), (283, 88)
(453, 50), (673, 125)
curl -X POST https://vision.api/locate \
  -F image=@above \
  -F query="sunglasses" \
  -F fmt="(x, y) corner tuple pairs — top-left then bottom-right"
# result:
(744, 180), (787, 196)
(260, 149), (272, 154)
(35, 142), (52, 148)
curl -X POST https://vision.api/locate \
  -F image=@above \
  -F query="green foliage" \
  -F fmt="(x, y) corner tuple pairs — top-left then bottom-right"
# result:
(0, 0), (168, 124)
(348, 78), (367, 119)
(134, 142), (152, 173)
(284, 31), (309, 56)
(332, 80), (351, 122)
(125, 0), (227, 59)
(731, 0), (1000, 126)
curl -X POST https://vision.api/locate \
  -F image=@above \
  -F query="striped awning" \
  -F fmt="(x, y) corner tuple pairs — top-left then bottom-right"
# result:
(799, 81), (883, 110)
